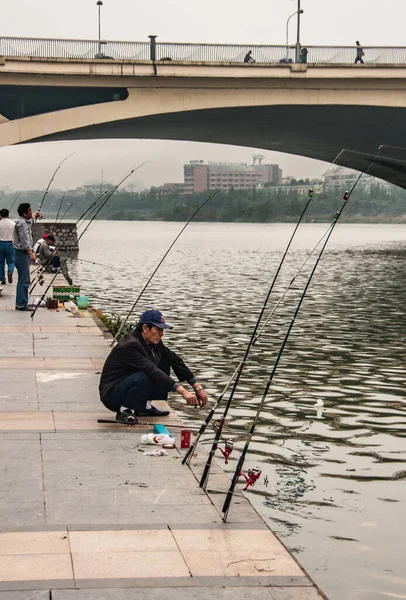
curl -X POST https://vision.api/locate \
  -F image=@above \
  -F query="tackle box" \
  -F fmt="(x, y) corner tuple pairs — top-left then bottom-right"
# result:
(53, 286), (80, 302)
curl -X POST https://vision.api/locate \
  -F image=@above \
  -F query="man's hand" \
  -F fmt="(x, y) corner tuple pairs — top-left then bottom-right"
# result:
(195, 388), (208, 407)
(29, 250), (36, 264)
(182, 391), (200, 407)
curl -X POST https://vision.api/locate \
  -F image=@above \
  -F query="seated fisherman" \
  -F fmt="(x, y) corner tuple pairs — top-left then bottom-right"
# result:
(38, 234), (73, 285)
(99, 309), (208, 423)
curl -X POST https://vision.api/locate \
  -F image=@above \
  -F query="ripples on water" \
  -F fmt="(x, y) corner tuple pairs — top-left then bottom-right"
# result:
(70, 222), (406, 600)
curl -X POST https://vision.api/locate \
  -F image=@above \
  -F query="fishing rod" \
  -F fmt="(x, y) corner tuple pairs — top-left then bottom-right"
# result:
(220, 146), (383, 520)
(35, 152), (75, 220)
(28, 191), (111, 294)
(52, 193), (66, 229)
(183, 208), (333, 468)
(195, 188), (315, 488)
(9, 192), (20, 213)
(58, 197), (81, 222)
(111, 188), (224, 346)
(30, 164), (147, 320)
(251, 225), (332, 346)
(221, 188), (354, 521)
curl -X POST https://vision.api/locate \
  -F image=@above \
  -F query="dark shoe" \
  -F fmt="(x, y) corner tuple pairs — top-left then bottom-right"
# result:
(15, 306), (34, 312)
(135, 405), (170, 418)
(1, 280), (5, 285)
(116, 408), (138, 424)
(7, 273), (12, 284)
(67, 277), (73, 286)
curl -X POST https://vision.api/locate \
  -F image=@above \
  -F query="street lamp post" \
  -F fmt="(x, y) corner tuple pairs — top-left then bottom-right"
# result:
(295, 0), (302, 63)
(286, 5), (303, 62)
(97, 1), (103, 57)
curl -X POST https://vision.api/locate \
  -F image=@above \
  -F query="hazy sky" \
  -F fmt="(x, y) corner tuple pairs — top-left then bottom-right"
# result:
(0, 0), (402, 191)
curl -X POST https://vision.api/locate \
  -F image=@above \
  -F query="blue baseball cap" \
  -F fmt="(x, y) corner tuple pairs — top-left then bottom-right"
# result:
(139, 309), (173, 329)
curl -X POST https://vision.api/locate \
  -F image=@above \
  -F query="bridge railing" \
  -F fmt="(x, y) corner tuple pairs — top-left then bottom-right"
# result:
(1, 36), (406, 64)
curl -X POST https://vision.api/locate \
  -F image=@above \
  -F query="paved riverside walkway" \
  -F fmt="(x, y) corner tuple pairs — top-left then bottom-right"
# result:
(0, 272), (327, 600)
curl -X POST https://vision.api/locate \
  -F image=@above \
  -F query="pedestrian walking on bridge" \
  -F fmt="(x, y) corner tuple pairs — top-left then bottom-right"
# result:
(355, 41), (365, 64)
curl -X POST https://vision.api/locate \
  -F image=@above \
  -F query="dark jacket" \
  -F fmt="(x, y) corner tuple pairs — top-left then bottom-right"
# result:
(99, 328), (195, 400)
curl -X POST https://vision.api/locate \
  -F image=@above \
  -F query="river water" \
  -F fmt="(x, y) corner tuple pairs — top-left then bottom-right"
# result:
(69, 221), (406, 600)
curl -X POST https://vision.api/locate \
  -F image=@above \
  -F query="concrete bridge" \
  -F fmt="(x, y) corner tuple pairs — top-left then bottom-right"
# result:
(1, 37), (406, 169)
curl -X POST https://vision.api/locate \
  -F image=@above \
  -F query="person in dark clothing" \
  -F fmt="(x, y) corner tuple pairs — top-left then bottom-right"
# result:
(99, 309), (208, 424)
(355, 41), (365, 64)
(38, 234), (73, 285)
(244, 50), (255, 63)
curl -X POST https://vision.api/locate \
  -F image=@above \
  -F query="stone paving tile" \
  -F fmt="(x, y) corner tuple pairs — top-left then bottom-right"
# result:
(72, 549), (189, 580)
(46, 503), (221, 526)
(0, 592), (50, 600)
(40, 327), (95, 333)
(77, 328), (106, 335)
(44, 358), (95, 370)
(269, 590), (325, 600)
(0, 358), (45, 369)
(92, 359), (105, 370)
(0, 530), (69, 554)
(0, 412), (54, 431)
(1, 326), (42, 333)
(172, 529), (304, 577)
(40, 403), (101, 412)
(45, 486), (209, 516)
(0, 433), (40, 440)
(53, 589), (274, 600)
(0, 554), (73, 582)
(34, 334), (109, 345)
(69, 529), (177, 553)
(37, 348), (108, 359)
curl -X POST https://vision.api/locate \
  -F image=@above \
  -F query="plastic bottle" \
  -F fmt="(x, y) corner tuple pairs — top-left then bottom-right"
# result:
(141, 433), (175, 446)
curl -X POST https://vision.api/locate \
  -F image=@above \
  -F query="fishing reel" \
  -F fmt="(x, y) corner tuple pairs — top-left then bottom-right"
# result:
(217, 439), (234, 464)
(38, 273), (45, 286)
(238, 465), (262, 491)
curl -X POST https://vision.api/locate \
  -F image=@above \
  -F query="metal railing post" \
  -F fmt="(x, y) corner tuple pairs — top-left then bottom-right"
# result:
(148, 35), (157, 61)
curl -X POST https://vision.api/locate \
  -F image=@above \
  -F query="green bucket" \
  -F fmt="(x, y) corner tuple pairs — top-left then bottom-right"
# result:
(76, 296), (89, 309)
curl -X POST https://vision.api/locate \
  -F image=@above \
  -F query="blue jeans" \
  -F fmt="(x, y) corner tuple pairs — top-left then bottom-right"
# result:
(0, 241), (14, 282)
(14, 249), (31, 309)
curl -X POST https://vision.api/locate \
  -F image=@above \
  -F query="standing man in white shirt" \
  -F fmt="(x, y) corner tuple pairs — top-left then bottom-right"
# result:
(0, 208), (16, 285)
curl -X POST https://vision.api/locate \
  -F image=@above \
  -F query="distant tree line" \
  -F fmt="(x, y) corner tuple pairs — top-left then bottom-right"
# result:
(1, 183), (406, 223)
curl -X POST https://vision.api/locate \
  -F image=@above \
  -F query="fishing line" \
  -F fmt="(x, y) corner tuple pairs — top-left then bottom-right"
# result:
(221, 196), (349, 521)
(29, 191), (110, 294)
(195, 188), (315, 488)
(67, 256), (112, 269)
(182, 220), (342, 465)
(35, 152), (75, 219)
(8, 192), (20, 213)
(52, 193), (66, 230)
(30, 163), (147, 320)
(183, 154), (351, 468)
(221, 147), (384, 521)
(182, 216), (336, 467)
(111, 188), (224, 346)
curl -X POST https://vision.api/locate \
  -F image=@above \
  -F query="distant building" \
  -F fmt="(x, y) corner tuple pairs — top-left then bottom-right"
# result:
(183, 160), (282, 194)
(322, 166), (389, 192)
(150, 183), (184, 194)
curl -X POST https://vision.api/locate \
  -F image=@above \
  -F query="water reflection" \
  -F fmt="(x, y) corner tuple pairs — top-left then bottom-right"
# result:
(70, 222), (406, 600)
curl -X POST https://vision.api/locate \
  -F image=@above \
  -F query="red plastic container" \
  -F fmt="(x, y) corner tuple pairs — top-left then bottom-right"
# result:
(180, 429), (191, 448)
